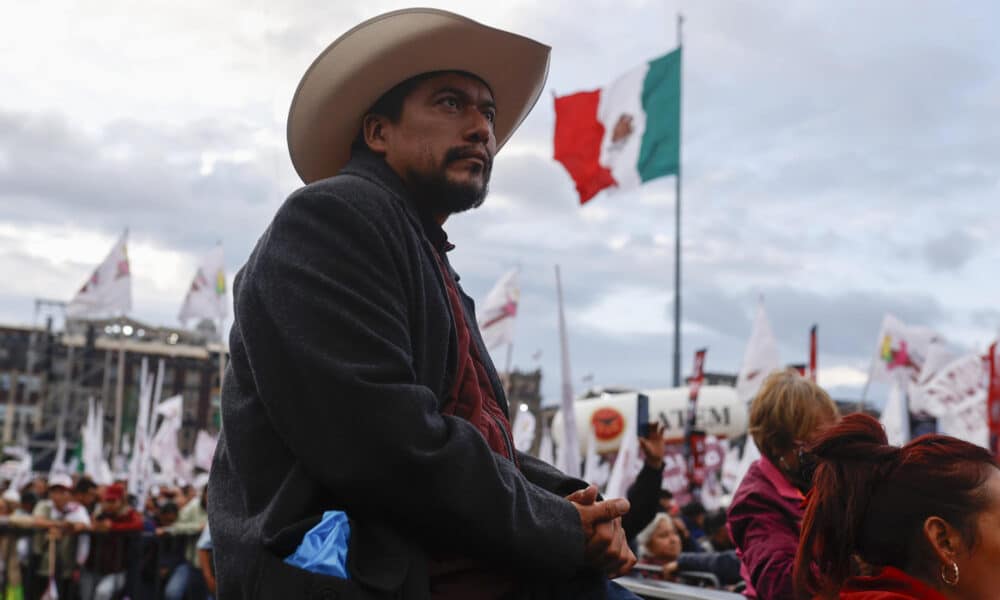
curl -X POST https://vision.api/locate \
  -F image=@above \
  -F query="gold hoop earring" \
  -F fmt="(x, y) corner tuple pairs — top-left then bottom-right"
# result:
(940, 562), (959, 586)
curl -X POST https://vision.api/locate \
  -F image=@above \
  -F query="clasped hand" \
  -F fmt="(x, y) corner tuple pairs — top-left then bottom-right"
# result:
(566, 484), (636, 578)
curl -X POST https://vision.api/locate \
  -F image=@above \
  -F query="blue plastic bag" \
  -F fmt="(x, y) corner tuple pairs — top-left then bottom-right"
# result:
(284, 510), (352, 579)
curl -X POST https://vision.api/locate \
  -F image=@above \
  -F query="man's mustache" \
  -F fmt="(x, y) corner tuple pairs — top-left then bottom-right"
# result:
(445, 146), (493, 171)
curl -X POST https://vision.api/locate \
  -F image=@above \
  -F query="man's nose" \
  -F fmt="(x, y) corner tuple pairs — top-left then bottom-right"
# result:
(464, 109), (493, 146)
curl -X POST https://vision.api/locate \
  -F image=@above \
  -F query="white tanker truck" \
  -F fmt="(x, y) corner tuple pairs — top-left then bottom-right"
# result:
(550, 386), (748, 456)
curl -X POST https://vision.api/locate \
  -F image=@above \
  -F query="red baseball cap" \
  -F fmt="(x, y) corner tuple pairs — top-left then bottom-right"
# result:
(102, 483), (126, 501)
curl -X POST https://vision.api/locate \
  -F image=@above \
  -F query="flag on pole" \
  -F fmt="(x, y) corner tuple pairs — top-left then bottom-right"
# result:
(582, 421), (610, 488)
(50, 437), (69, 475)
(937, 393), (989, 449)
(129, 360), (153, 498)
(193, 430), (218, 472)
(880, 380), (910, 446)
(477, 268), (519, 350)
(554, 48), (681, 203)
(870, 314), (943, 383)
(66, 230), (132, 319)
(555, 266), (580, 478)
(511, 408), (537, 453)
(81, 397), (112, 484)
(910, 353), (987, 418)
(604, 414), (640, 499)
(179, 245), (228, 325)
(150, 395), (185, 481)
(736, 301), (782, 404)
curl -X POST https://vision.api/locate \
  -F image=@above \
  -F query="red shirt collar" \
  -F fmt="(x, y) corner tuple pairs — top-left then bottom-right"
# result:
(841, 566), (949, 599)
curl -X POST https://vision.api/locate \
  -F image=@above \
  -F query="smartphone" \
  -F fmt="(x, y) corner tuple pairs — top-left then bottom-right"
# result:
(636, 393), (650, 438)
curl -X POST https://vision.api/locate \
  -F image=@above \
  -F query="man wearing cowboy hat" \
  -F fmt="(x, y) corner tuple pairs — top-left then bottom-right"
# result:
(209, 9), (637, 599)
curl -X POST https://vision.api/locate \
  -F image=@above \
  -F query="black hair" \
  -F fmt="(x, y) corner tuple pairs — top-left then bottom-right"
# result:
(74, 477), (97, 494)
(681, 501), (706, 519)
(159, 502), (179, 516)
(20, 491), (37, 509)
(703, 509), (728, 536)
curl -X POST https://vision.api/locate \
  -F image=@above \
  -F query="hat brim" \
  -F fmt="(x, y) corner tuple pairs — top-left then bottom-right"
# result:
(287, 8), (551, 184)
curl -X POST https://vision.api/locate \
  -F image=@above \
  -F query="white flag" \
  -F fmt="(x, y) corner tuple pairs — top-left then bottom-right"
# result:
(871, 314), (943, 384)
(736, 301), (782, 404)
(880, 380), (911, 446)
(179, 246), (228, 325)
(582, 422), (610, 488)
(82, 397), (112, 484)
(50, 438), (69, 475)
(604, 416), (641, 499)
(911, 353), (986, 418)
(193, 430), (218, 471)
(66, 230), (132, 319)
(511, 409), (536, 453)
(722, 435), (761, 494)
(477, 269), (519, 350)
(128, 360), (154, 500)
(151, 395), (184, 480)
(938, 393), (990, 449)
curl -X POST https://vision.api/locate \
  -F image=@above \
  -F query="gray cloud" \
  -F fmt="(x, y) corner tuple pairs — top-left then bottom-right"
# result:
(2, 0), (1000, 410)
(922, 230), (980, 272)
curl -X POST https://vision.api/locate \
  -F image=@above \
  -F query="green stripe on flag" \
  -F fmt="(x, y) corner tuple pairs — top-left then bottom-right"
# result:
(638, 48), (681, 182)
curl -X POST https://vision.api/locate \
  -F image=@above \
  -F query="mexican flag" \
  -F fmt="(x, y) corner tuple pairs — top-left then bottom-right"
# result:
(554, 48), (681, 204)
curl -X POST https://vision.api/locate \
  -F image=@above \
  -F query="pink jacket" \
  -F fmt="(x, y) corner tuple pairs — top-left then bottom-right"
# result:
(727, 457), (805, 600)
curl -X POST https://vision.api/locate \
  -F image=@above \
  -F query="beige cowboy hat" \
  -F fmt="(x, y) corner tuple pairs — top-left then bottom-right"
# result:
(287, 8), (551, 184)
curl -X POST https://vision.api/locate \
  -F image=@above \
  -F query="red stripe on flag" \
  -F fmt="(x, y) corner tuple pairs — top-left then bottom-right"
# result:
(553, 91), (616, 204)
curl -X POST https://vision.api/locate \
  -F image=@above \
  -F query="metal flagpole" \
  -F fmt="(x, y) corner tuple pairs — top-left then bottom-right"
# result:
(555, 265), (580, 477)
(672, 13), (685, 387)
(112, 324), (126, 457)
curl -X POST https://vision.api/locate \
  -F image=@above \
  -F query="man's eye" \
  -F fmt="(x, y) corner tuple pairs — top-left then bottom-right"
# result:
(484, 110), (496, 123)
(440, 97), (459, 109)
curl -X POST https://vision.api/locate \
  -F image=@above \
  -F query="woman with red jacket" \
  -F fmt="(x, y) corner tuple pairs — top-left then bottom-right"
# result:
(794, 413), (1000, 600)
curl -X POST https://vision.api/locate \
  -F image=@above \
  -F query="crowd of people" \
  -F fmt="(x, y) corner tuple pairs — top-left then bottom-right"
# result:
(610, 368), (1000, 600)
(0, 473), (213, 600)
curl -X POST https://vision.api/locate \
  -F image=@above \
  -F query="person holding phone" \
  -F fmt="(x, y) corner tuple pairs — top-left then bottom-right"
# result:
(624, 420), (670, 542)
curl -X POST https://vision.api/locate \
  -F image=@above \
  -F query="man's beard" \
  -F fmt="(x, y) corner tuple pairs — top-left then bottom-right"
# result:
(407, 147), (492, 216)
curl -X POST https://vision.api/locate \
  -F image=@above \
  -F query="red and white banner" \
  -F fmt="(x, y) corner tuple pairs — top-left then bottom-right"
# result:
(662, 437), (726, 506)
(685, 349), (707, 491)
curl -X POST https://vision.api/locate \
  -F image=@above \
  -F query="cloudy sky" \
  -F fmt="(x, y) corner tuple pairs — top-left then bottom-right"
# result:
(2, 1), (998, 407)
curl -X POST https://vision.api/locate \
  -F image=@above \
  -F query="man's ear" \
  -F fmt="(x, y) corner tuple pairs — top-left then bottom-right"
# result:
(923, 516), (963, 564)
(362, 114), (389, 154)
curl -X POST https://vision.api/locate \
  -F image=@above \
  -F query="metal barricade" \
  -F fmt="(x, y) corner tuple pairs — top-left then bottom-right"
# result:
(0, 522), (203, 600)
(616, 575), (746, 600)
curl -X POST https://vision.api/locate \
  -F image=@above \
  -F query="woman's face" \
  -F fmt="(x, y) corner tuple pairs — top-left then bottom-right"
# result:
(956, 469), (1000, 600)
(647, 517), (683, 562)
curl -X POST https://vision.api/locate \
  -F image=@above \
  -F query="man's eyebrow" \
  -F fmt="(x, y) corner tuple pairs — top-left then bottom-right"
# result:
(434, 86), (496, 110)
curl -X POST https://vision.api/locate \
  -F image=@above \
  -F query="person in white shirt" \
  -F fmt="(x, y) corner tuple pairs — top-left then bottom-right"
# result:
(31, 473), (90, 597)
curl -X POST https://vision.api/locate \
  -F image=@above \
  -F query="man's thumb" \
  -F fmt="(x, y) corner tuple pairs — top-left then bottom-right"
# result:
(591, 498), (630, 521)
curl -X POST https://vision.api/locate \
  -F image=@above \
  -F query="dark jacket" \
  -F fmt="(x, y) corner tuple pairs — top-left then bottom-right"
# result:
(209, 149), (590, 599)
(623, 463), (664, 543)
(727, 457), (804, 600)
(676, 550), (742, 586)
